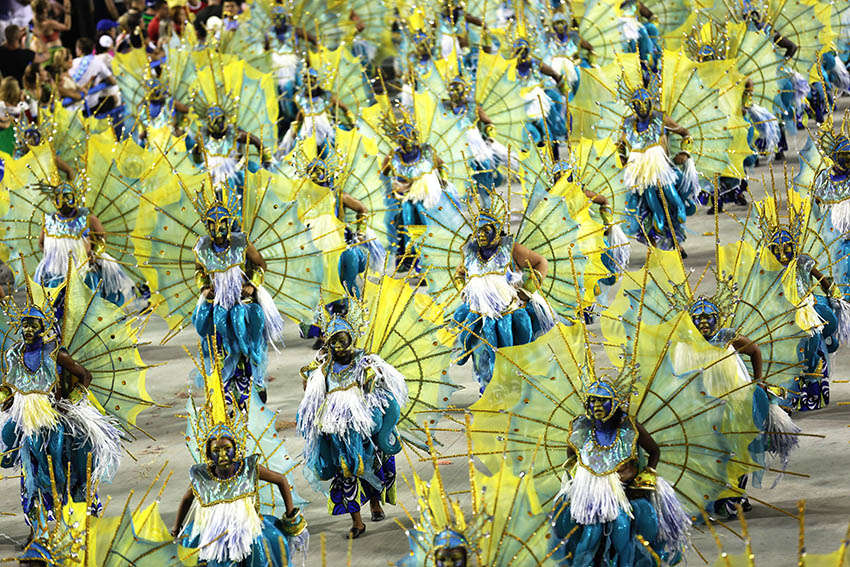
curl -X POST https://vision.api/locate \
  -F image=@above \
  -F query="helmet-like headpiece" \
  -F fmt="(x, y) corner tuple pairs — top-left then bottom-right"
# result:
(617, 70), (661, 117)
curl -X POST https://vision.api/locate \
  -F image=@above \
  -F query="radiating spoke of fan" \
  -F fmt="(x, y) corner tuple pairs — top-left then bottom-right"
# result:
(516, 185), (610, 317)
(62, 263), (158, 438)
(360, 275), (461, 434)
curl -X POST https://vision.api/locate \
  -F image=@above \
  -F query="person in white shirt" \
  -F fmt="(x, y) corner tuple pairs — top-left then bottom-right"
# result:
(68, 36), (120, 114)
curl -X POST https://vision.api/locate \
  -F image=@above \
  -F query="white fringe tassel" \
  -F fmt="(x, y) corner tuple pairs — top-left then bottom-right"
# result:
(678, 157), (700, 203)
(523, 86), (553, 120)
(619, 17), (641, 42)
(187, 497), (262, 563)
(559, 466), (632, 525)
(255, 286), (285, 345)
(607, 223), (631, 273)
(652, 477), (692, 557)
(405, 170), (443, 209)
(56, 397), (122, 484)
(765, 404), (800, 488)
(830, 297), (850, 345)
(465, 127), (496, 165)
(528, 291), (556, 334)
(272, 53), (299, 87)
(34, 237), (89, 284)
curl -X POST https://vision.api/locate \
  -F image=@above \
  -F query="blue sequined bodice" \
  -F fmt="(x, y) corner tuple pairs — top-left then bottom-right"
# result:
(43, 208), (89, 240)
(295, 91), (331, 115)
(323, 350), (366, 394)
(189, 454), (260, 507)
(568, 415), (638, 476)
(3, 341), (58, 395)
(194, 233), (248, 274)
(813, 168), (850, 204)
(623, 112), (665, 151)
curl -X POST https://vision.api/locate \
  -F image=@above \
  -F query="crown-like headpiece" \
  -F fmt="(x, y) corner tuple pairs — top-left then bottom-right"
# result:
(380, 105), (420, 145)
(29, 179), (86, 205)
(315, 291), (369, 343)
(617, 70), (661, 113)
(291, 141), (347, 188)
(685, 21), (729, 62)
(191, 83), (238, 131)
(814, 108), (850, 165)
(754, 191), (808, 253)
(576, 350), (639, 413)
(664, 272), (739, 331)
(467, 186), (511, 235)
(186, 337), (249, 467)
(1, 259), (59, 344)
(189, 178), (242, 227)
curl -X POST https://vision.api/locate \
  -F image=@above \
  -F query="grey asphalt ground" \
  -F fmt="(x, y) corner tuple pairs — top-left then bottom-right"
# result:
(0, 105), (848, 566)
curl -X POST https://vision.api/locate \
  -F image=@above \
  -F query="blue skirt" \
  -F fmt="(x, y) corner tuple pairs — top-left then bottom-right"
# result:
(182, 514), (292, 567)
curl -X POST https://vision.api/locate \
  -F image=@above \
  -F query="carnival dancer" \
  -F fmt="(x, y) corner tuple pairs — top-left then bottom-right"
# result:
(172, 343), (308, 566)
(616, 72), (697, 254)
(297, 294), (408, 539)
(33, 180), (134, 306)
(191, 182), (284, 407)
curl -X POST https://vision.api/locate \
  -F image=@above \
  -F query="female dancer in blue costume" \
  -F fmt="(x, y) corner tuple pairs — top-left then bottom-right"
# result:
(297, 301), (408, 540)
(34, 181), (134, 306)
(281, 68), (354, 156)
(453, 205), (553, 392)
(440, 74), (508, 206)
(266, 6), (315, 137)
(617, 76), (697, 255)
(766, 227), (840, 410)
(172, 352), (308, 567)
(381, 116), (453, 272)
(134, 75), (190, 145)
(510, 37), (568, 147)
(192, 189), (284, 406)
(0, 291), (120, 531)
(545, 10), (594, 99)
(189, 102), (269, 188)
(552, 376), (691, 567)
(812, 119), (850, 307)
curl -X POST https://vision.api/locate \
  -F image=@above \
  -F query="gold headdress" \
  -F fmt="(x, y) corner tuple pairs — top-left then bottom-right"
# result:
(315, 291), (369, 341)
(685, 21), (730, 62)
(813, 108), (850, 166)
(664, 272), (739, 331)
(189, 177), (242, 226)
(1, 259), (59, 344)
(186, 338), (249, 466)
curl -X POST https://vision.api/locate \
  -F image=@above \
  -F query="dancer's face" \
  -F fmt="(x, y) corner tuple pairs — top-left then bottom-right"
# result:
(475, 223), (500, 248)
(21, 317), (44, 345)
(769, 238), (795, 266)
(53, 190), (77, 216)
(435, 546), (468, 567)
(692, 312), (717, 338)
(587, 396), (613, 421)
(208, 437), (237, 469)
(835, 151), (850, 173)
(328, 331), (353, 360)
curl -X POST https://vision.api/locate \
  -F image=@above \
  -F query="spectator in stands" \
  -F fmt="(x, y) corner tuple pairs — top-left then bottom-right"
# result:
(31, 0), (70, 55)
(0, 25), (43, 84)
(69, 37), (119, 114)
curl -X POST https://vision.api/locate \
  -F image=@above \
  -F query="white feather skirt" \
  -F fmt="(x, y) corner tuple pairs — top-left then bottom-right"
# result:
(523, 86), (553, 120)
(35, 236), (89, 283)
(619, 17), (641, 42)
(624, 145), (678, 193)
(405, 170), (443, 209)
(748, 104), (781, 156)
(652, 477), (692, 556)
(528, 291), (556, 334)
(272, 52), (299, 87)
(211, 265), (246, 310)
(558, 465), (632, 525)
(301, 113), (334, 145)
(551, 57), (579, 87)
(6, 392), (59, 438)
(56, 397), (122, 484)
(207, 154), (242, 185)
(187, 496), (263, 563)
(463, 274), (519, 318)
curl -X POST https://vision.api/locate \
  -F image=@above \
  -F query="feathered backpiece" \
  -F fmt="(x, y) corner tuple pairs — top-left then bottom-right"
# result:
(617, 69), (661, 114)
(685, 20), (729, 62)
(189, 176), (242, 227)
(813, 108), (850, 166)
(186, 337), (249, 467)
(0, 260), (59, 343)
(316, 290), (369, 342)
(665, 271), (739, 330)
